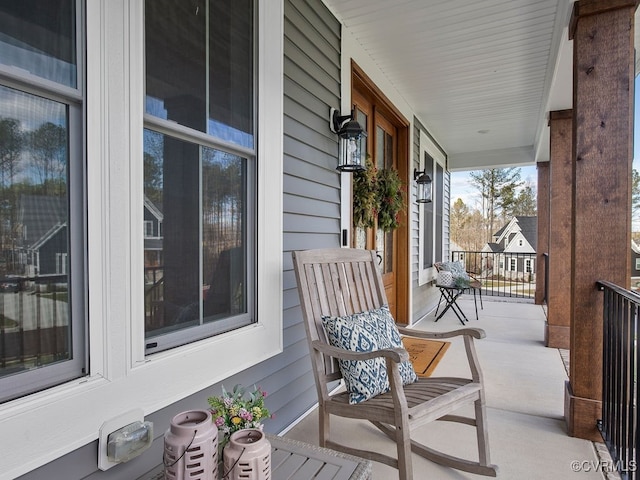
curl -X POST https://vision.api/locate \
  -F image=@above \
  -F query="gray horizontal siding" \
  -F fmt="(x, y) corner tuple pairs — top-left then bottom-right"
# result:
(278, 0), (342, 442)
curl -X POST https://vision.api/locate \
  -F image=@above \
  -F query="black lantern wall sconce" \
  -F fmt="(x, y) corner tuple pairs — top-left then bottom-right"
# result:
(413, 168), (433, 203)
(330, 107), (367, 172)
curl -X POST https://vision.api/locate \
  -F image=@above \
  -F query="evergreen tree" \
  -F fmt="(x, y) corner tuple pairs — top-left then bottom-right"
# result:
(513, 183), (537, 216)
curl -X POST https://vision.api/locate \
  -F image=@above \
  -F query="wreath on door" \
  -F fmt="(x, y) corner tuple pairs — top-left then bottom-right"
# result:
(352, 157), (406, 232)
(352, 157), (377, 229)
(376, 166), (406, 232)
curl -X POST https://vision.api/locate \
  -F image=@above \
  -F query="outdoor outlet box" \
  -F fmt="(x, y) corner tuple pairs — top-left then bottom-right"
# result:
(98, 409), (153, 471)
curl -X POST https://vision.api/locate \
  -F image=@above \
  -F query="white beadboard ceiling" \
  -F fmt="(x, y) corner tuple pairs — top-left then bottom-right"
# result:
(323, 0), (582, 171)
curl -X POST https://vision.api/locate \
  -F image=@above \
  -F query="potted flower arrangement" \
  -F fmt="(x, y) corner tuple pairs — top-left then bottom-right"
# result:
(207, 384), (271, 448)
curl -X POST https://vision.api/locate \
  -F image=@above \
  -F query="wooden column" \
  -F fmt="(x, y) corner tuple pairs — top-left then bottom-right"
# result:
(546, 110), (573, 349)
(565, 0), (636, 441)
(535, 161), (549, 306)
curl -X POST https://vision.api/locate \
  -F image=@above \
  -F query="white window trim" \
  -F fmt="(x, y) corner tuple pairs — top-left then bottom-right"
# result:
(525, 258), (533, 273)
(509, 258), (517, 271)
(418, 130), (446, 286)
(0, 1), (283, 478)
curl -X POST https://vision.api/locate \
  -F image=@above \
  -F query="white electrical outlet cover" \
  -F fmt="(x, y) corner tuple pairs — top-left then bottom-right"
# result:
(98, 409), (145, 471)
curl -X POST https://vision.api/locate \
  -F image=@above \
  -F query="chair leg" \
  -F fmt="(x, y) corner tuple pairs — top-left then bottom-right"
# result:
(475, 398), (492, 468)
(395, 419), (413, 480)
(319, 405), (330, 448)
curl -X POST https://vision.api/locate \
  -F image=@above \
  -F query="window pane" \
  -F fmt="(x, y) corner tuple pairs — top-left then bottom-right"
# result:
(202, 149), (247, 319)
(0, 0), (77, 88)
(435, 163), (443, 263)
(145, 0), (254, 148)
(422, 153), (434, 269)
(209, 0), (254, 147)
(355, 109), (368, 159)
(144, 130), (251, 349)
(0, 85), (71, 381)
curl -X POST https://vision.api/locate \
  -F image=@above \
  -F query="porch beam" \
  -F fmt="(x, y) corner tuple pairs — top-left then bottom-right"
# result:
(546, 110), (572, 350)
(565, 0), (636, 441)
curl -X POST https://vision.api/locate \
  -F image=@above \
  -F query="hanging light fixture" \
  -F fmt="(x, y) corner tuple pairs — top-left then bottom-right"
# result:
(413, 168), (433, 203)
(330, 107), (367, 172)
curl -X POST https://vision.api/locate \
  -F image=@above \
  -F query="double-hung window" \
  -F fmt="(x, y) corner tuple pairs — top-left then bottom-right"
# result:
(0, 0), (85, 403)
(0, 2), (282, 476)
(144, 0), (257, 353)
(418, 130), (446, 285)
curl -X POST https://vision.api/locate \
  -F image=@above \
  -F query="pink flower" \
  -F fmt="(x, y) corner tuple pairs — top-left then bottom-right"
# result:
(215, 416), (225, 427)
(239, 408), (253, 421)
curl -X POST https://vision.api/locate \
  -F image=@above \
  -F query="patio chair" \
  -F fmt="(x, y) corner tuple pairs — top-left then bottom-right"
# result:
(292, 247), (497, 479)
(434, 261), (483, 320)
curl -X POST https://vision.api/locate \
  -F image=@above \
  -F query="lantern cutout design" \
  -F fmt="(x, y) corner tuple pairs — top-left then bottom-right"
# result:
(223, 428), (271, 480)
(164, 410), (218, 480)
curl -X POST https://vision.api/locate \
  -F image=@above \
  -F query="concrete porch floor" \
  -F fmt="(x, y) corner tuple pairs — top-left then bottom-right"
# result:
(283, 297), (616, 479)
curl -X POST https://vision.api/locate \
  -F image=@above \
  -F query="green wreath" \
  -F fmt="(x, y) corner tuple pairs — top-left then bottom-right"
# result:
(352, 157), (377, 229)
(352, 158), (406, 232)
(376, 166), (406, 232)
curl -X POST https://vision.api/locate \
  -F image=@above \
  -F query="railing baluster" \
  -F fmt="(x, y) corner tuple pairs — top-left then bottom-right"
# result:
(598, 281), (640, 479)
(451, 250), (536, 299)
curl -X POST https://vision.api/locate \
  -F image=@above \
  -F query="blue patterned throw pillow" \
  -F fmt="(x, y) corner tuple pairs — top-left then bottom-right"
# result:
(441, 261), (470, 281)
(322, 305), (418, 404)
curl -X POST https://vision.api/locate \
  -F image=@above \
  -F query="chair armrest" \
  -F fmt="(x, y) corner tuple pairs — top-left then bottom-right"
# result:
(397, 327), (486, 382)
(311, 340), (409, 363)
(396, 326), (486, 340)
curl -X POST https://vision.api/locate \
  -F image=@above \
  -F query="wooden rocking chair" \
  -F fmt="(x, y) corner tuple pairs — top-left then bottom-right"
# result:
(292, 248), (497, 479)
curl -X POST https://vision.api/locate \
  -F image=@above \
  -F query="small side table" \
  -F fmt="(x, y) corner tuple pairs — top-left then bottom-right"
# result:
(268, 434), (372, 480)
(435, 285), (468, 325)
(137, 433), (372, 480)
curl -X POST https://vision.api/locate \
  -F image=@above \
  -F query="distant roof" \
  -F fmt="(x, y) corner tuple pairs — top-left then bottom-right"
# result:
(516, 216), (537, 251)
(18, 195), (66, 247)
(486, 242), (503, 253)
(493, 224), (508, 239)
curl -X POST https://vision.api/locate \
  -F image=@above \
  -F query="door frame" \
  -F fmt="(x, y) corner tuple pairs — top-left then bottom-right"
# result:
(351, 61), (410, 325)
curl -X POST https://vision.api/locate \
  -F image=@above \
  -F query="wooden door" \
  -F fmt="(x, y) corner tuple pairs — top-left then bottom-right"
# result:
(351, 97), (399, 317)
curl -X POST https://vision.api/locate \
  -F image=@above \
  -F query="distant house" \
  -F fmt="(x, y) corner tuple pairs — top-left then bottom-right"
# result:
(13, 195), (164, 280)
(631, 240), (640, 290)
(482, 216), (538, 281)
(16, 195), (67, 277)
(143, 195), (163, 271)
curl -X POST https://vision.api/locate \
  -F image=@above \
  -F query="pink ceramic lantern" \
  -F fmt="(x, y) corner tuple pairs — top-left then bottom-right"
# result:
(223, 428), (271, 480)
(164, 410), (218, 480)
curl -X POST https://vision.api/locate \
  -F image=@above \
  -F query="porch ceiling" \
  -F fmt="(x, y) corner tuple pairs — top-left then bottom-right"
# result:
(323, 0), (580, 171)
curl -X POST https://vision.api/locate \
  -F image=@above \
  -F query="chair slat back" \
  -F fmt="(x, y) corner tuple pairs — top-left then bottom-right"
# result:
(292, 248), (388, 379)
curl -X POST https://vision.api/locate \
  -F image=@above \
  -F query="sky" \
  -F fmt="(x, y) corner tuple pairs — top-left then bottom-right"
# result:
(451, 76), (640, 209)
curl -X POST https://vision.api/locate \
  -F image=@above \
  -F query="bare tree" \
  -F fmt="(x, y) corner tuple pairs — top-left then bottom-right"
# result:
(0, 118), (22, 189)
(0, 117), (23, 267)
(468, 168), (522, 241)
(28, 122), (67, 195)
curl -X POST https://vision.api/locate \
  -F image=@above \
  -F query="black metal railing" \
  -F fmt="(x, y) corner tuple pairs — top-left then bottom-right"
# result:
(598, 280), (639, 479)
(451, 250), (536, 299)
